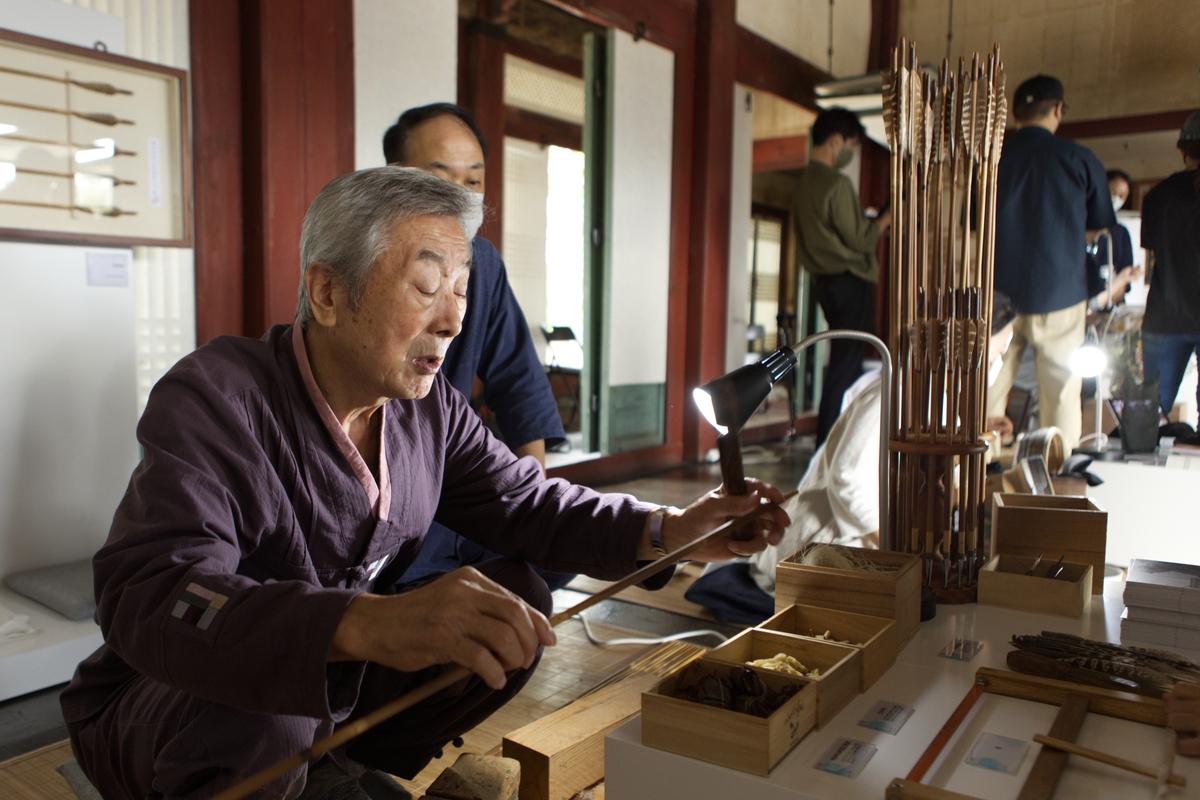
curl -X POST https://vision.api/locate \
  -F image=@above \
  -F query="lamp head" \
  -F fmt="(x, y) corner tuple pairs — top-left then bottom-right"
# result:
(692, 347), (798, 434)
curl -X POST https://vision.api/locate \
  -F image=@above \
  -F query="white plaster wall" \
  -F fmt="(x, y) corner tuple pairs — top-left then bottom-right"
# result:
(737, 0), (872, 78)
(606, 29), (673, 387)
(0, 0), (192, 577)
(726, 84), (755, 375)
(353, 0), (458, 169)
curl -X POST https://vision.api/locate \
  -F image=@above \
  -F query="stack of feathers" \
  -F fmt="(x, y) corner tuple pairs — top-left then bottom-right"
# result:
(1009, 632), (1200, 697)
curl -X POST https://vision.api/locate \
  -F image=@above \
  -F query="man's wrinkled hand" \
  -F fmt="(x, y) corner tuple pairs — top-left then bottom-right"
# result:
(329, 567), (555, 690)
(651, 478), (791, 563)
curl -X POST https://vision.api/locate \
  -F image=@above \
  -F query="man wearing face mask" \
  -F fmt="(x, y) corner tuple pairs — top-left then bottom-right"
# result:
(792, 108), (892, 445)
(383, 104), (569, 588)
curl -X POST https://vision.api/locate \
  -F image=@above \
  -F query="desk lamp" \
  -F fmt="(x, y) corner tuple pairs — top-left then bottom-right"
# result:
(692, 330), (892, 545)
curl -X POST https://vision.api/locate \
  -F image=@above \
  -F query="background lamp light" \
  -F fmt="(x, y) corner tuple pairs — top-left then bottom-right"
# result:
(1069, 333), (1107, 379)
(692, 329), (892, 545)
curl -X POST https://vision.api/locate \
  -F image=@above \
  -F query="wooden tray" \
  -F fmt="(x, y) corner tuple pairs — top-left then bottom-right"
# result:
(977, 554), (1093, 618)
(706, 628), (860, 728)
(775, 544), (922, 649)
(759, 603), (896, 690)
(641, 659), (817, 776)
(992, 494), (1107, 594)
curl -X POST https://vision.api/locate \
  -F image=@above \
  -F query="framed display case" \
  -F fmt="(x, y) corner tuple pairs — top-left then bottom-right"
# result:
(0, 27), (191, 247)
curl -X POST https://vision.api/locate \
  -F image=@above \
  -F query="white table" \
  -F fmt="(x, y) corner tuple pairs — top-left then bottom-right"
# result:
(1088, 460), (1200, 568)
(605, 573), (1200, 799)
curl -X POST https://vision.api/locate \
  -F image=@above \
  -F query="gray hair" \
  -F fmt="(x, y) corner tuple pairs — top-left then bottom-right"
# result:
(296, 166), (481, 326)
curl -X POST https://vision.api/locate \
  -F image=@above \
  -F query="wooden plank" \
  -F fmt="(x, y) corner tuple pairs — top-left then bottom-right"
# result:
(681, 0), (737, 463)
(977, 668), (1167, 727)
(504, 671), (662, 800)
(885, 778), (984, 800)
(734, 25), (830, 111)
(753, 136), (807, 172)
(189, 0), (244, 342)
(1058, 110), (1194, 140)
(463, 17), (507, 250)
(1017, 693), (1090, 800)
(505, 107), (583, 151)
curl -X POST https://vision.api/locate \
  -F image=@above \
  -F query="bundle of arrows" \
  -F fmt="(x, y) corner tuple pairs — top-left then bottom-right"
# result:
(882, 40), (1007, 592)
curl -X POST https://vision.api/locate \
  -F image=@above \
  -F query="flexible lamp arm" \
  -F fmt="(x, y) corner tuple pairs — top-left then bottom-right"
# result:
(788, 330), (892, 550)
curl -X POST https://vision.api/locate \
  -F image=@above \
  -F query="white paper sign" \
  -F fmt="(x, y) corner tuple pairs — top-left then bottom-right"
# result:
(147, 136), (163, 208)
(858, 700), (914, 734)
(814, 737), (876, 779)
(86, 251), (130, 287)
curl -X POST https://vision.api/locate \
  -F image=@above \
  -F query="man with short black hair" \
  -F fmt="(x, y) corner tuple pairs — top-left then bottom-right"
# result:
(792, 107), (892, 444)
(383, 103), (570, 588)
(986, 75), (1115, 451)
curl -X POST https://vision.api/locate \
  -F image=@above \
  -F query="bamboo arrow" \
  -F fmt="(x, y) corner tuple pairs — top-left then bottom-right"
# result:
(0, 98), (133, 126)
(0, 198), (137, 217)
(0, 134), (137, 157)
(0, 65), (133, 95)
(210, 491), (797, 800)
(16, 166), (137, 186)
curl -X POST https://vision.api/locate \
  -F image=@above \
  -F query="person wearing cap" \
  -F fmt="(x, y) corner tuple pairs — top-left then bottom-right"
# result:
(1140, 110), (1200, 427)
(986, 75), (1116, 452)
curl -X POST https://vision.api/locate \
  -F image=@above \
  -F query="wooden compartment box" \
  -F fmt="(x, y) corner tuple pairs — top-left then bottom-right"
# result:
(977, 554), (1093, 618)
(706, 628), (861, 728)
(759, 604), (896, 691)
(992, 493), (1107, 594)
(641, 659), (817, 776)
(774, 545), (922, 650)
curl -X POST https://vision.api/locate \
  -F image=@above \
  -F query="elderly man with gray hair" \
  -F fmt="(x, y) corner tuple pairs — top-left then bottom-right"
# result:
(59, 167), (788, 800)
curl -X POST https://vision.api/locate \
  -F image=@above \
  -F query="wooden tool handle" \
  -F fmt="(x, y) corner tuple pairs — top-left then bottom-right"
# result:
(1032, 734), (1186, 787)
(213, 489), (797, 800)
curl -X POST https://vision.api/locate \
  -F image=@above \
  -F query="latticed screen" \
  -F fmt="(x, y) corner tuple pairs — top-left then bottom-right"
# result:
(503, 55), (585, 124)
(747, 217), (782, 353)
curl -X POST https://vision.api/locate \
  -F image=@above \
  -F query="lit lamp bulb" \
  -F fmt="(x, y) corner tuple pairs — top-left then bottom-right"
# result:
(691, 387), (727, 435)
(1069, 338), (1107, 378)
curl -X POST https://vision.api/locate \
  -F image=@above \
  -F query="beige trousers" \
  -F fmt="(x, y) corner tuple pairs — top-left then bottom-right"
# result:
(985, 301), (1087, 451)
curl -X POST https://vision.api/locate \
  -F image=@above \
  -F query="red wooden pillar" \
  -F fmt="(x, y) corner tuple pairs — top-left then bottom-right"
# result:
(189, 0), (244, 343)
(682, 0), (737, 462)
(866, 0), (898, 340)
(240, 0), (354, 337)
(462, 15), (507, 250)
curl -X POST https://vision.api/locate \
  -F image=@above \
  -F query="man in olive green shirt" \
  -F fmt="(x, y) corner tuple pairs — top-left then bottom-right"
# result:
(793, 108), (891, 443)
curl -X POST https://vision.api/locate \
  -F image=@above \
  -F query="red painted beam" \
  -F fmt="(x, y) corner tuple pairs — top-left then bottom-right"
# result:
(504, 107), (583, 151)
(189, 0), (244, 343)
(506, 37), (583, 78)
(735, 25), (830, 111)
(241, 0), (354, 337)
(540, 0), (694, 53)
(463, 17), (508, 250)
(683, 0), (737, 463)
(1057, 110), (1193, 140)
(753, 135), (808, 172)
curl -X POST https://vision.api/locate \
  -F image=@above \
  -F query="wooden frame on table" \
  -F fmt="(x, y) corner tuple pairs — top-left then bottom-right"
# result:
(0, 27), (192, 248)
(886, 667), (1177, 800)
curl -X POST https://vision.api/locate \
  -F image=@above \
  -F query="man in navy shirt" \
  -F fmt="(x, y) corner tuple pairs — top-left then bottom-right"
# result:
(384, 104), (569, 587)
(986, 75), (1115, 451)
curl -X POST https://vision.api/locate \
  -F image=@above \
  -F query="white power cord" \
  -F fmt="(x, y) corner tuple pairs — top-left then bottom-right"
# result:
(575, 614), (728, 647)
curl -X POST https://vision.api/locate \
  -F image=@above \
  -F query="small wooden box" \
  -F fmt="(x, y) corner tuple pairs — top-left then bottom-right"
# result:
(992, 494), (1107, 594)
(759, 604), (896, 691)
(707, 628), (860, 728)
(641, 659), (817, 776)
(977, 554), (1093, 618)
(775, 545), (922, 650)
